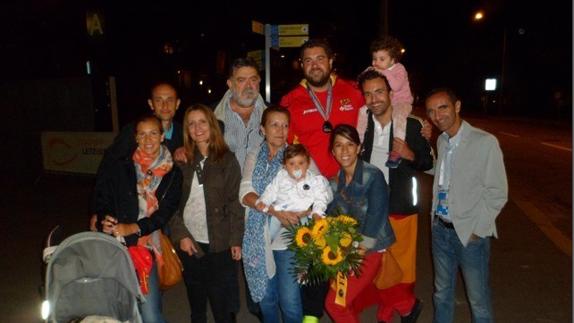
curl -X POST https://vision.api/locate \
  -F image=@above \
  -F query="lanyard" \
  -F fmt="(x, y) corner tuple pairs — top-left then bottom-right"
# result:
(306, 81), (333, 122)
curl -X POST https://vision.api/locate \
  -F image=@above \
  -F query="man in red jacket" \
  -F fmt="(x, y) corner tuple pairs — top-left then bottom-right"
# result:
(280, 38), (364, 323)
(280, 38), (364, 180)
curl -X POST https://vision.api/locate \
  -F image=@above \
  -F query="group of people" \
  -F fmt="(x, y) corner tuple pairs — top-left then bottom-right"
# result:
(90, 36), (508, 323)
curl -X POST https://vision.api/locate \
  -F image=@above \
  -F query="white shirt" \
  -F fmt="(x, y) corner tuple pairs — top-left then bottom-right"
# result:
(369, 114), (392, 183)
(259, 168), (332, 216)
(182, 159), (209, 243)
(437, 124), (464, 221)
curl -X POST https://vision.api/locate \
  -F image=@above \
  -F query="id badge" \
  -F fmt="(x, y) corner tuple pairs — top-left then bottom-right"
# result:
(436, 188), (448, 217)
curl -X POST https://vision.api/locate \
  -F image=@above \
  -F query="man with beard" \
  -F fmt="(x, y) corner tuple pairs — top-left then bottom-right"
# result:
(279, 39), (364, 323)
(214, 57), (267, 171)
(213, 57), (267, 322)
(355, 69), (432, 323)
(280, 39), (364, 180)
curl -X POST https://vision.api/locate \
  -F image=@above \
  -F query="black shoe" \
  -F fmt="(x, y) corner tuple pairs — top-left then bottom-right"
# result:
(401, 298), (423, 323)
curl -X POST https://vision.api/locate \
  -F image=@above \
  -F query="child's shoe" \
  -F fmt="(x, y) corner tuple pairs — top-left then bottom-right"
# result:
(385, 151), (402, 169)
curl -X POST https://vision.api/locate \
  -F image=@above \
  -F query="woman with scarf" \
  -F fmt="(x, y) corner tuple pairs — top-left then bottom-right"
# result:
(169, 104), (244, 323)
(324, 124), (395, 323)
(95, 114), (182, 323)
(241, 105), (314, 323)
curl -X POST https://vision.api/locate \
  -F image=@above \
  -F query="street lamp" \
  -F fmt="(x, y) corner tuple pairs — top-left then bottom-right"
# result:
(473, 11), (484, 21)
(473, 10), (507, 114)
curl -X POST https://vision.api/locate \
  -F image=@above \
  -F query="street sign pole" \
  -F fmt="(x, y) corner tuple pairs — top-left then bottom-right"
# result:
(264, 24), (271, 102)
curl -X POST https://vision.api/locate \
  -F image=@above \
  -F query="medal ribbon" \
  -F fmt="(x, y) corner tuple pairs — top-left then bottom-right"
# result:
(306, 81), (333, 123)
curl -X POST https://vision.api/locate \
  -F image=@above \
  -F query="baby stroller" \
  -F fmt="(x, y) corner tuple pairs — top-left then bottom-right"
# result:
(42, 230), (144, 323)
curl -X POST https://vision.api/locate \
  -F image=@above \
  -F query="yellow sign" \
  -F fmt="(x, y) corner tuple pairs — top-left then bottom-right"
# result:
(252, 20), (264, 35)
(41, 132), (115, 174)
(86, 11), (104, 36)
(279, 36), (308, 48)
(247, 50), (264, 71)
(279, 24), (309, 36)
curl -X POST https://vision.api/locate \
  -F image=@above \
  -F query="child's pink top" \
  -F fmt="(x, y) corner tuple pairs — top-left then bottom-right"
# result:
(380, 62), (413, 105)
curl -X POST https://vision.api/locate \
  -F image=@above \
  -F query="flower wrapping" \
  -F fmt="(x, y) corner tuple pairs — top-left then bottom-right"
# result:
(284, 214), (364, 286)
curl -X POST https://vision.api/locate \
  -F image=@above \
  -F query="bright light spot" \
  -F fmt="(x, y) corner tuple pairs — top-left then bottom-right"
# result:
(177, 70), (181, 74)
(280, 54), (286, 58)
(199, 80), (203, 86)
(207, 89), (212, 94)
(411, 177), (418, 206)
(474, 11), (484, 21)
(400, 48), (406, 54)
(485, 78), (497, 91)
(86, 60), (91, 75)
(163, 42), (174, 55)
(41, 300), (50, 320)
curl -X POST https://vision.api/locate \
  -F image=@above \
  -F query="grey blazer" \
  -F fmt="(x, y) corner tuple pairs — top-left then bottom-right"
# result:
(431, 120), (508, 246)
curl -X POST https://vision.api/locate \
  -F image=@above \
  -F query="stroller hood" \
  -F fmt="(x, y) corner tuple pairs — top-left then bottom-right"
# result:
(44, 232), (144, 323)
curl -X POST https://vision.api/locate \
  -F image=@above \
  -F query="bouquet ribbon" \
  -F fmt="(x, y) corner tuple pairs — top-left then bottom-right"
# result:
(334, 271), (348, 307)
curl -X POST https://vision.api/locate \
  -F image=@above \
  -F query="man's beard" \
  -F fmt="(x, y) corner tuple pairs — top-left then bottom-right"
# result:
(369, 102), (390, 117)
(232, 88), (257, 108)
(305, 70), (330, 88)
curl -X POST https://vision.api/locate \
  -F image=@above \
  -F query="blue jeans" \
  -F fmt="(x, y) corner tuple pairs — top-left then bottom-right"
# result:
(259, 249), (302, 323)
(432, 220), (493, 323)
(139, 261), (166, 323)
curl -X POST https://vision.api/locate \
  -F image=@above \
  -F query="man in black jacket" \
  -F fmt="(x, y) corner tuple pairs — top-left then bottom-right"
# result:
(356, 69), (433, 323)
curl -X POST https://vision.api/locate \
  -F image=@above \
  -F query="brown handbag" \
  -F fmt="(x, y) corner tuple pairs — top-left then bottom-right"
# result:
(158, 232), (183, 290)
(373, 249), (403, 290)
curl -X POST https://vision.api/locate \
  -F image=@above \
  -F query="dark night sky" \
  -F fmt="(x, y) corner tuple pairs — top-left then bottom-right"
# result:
(1, 0), (571, 121)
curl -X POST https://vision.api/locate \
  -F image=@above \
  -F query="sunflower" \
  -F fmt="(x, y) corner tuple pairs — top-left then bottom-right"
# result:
(336, 214), (357, 225)
(311, 218), (329, 238)
(314, 236), (327, 248)
(339, 232), (352, 247)
(321, 246), (344, 266)
(295, 227), (313, 247)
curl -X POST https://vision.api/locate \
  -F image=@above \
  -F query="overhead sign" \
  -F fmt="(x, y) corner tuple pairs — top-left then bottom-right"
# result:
(270, 25), (279, 49)
(279, 24), (309, 36)
(247, 50), (264, 71)
(279, 36), (309, 48)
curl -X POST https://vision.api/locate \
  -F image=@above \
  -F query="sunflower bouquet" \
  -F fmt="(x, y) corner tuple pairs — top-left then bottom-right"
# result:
(284, 214), (364, 286)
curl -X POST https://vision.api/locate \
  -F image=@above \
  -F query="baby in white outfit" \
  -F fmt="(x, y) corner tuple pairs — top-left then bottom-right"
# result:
(256, 144), (333, 243)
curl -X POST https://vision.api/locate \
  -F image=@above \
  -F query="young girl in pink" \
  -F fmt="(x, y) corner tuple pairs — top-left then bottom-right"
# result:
(369, 36), (414, 168)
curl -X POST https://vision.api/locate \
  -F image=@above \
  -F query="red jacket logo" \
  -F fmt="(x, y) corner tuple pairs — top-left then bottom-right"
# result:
(339, 98), (354, 111)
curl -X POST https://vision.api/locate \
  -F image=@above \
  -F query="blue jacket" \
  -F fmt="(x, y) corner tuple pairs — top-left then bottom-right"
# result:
(327, 160), (396, 251)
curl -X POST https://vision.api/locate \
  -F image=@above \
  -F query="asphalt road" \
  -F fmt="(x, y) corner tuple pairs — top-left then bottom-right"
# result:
(1, 114), (571, 322)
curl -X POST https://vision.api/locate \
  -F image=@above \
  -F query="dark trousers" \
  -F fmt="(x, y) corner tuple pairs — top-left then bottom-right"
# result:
(301, 282), (329, 318)
(178, 243), (238, 323)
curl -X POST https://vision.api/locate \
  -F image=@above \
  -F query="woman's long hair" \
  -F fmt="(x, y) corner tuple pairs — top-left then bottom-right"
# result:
(183, 104), (229, 163)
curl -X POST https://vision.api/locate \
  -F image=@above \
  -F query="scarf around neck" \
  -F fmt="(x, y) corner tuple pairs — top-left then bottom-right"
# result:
(242, 142), (285, 302)
(132, 145), (173, 251)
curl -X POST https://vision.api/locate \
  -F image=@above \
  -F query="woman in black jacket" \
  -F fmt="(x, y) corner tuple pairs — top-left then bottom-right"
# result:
(94, 114), (182, 323)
